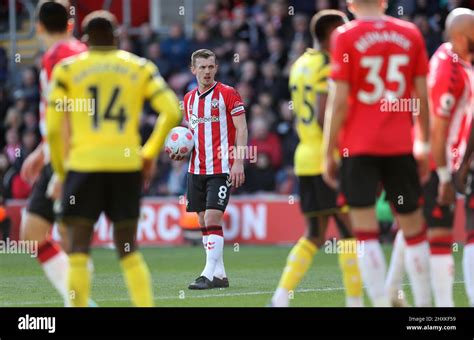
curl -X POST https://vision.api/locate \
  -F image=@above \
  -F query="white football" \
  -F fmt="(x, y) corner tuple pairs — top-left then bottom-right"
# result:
(164, 127), (194, 158)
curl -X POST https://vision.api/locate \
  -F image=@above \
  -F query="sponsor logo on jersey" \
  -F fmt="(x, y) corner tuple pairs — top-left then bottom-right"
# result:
(189, 114), (220, 130)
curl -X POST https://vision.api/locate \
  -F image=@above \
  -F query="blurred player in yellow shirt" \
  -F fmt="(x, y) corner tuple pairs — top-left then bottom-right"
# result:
(46, 10), (182, 307)
(271, 10), (363, 307)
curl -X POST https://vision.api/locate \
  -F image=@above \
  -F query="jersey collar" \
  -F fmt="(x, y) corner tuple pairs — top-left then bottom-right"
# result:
(197, 81), (218, 99)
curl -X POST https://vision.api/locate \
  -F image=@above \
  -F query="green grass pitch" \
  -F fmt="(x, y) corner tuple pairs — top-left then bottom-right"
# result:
(0, 245), (469, 307)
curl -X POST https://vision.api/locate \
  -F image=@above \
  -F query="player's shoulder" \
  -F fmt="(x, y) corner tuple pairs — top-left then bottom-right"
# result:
(53, 50), (87, 73)
(216, 82), (235, 93)
(429, 43), (464, 81)
(291, 49), (328, 76)
(384, 16), (423, 40)
(42, 39), (87, 69)
(184, 87), (198, 102)
(216, 82), (240, 98)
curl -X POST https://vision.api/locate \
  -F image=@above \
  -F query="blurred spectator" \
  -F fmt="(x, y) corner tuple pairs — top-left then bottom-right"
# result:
(276, 100), (298, 168)
(244, 116), (282, 192)
(4, 107), (22, 130)
(19, 67), (39, 105)
(147, 42), (172, 80)
(190, 25), (215, 53)
(0, 47), (7, 84)
(257, 62), (289, 103)
(413, 14), (443, 56)
(135, 23), (159, 57)
(4, 128), (20, 164)
(265, 36), (287, 69)
(239, 60), (259, 88)
(268, 1), (293, 43)
(249, 116), (282, 169)
(161, 23), (190, 74)
(166, 160), (187, 195)
(291, 14), (312, 48)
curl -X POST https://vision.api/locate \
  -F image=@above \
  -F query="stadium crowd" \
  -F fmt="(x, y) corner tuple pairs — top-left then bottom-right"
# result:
(0, 0), (473, 199)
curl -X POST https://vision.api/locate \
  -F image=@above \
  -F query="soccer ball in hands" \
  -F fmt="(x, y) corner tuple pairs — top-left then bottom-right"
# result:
(164, 127), (194, 158)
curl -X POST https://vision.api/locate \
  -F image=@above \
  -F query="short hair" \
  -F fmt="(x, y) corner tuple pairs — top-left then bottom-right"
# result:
(310, 10), (348, 43)
(82, 10), (118, 46)
(37, 1), (69, 33)
(191, 49), (217, 67)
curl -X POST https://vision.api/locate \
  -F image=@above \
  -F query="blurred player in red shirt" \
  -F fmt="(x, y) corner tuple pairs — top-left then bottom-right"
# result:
(408, 9), (474, 308)
(19, 1), (88, 307)
(422, 9), (474, 307)
(323, 0), (432, 306)
(387, 8), (474, 309)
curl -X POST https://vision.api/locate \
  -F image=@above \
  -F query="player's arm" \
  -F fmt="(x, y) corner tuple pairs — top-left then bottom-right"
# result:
(231, 113), (247, 188)
(455, 123), (474, 193)
(142, 62), (182, 162)
(411, 27), (431, 183)
(322, 80), (349, 189)
(316, 93), (328, 128)
(414, 77), (430, 145)
(20, 141), (45, 183)
(45, 64), (68, 181)
(314, 58), (329, 128)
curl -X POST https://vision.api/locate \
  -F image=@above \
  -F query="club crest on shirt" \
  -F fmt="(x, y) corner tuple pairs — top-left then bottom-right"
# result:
(211, 98), (219, 109)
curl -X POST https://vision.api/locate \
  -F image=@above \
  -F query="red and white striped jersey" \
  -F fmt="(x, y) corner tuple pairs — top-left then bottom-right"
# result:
(184, 82), (245, 175)
(39, 38), (87, 138)
(428, 43), (474, 172)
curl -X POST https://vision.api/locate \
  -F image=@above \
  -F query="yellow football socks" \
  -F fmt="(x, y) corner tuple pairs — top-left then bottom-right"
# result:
(278, 237), (317, 291)
(337, 238), (363, 301)
(68, 253), (90, 307)
(120, 252), (154, 307)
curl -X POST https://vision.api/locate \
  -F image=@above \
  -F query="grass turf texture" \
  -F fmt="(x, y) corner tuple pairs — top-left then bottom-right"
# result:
(0, 245), (469, 307)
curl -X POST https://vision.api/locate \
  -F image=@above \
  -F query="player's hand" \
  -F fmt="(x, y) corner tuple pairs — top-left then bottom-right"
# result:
(437, 182), (456, 206)
(169, 152), (185, 161)
(21, 145), (45, 184)
(230, 161), (245, 188)
(142, 157), (156, 190)
(415, 154), (430, 185)
(454, 161), (470, 194)
(323, 154), (339, 190)
(46, 174), (63, 201)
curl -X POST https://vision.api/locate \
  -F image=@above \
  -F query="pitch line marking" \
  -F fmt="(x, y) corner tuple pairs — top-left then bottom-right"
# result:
(0, 281), (466, 306)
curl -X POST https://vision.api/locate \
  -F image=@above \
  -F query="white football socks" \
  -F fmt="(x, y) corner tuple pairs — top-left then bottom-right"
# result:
(201, 233), (224, 280)
(404, 233), (431, 307)
(386, 230), (406, 304)
(463, 243), (474, 307)
(358, 238), (389, 307)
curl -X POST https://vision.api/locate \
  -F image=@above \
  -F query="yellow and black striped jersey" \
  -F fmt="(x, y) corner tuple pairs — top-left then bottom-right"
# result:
(46, 48), (181, 179)
(289, 48), (330, 176)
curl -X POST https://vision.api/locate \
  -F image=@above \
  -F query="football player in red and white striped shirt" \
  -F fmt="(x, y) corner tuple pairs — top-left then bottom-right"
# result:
(183, 49), (248, 289)
(388, 8), (474, 308)
(19, 1), (89, 307)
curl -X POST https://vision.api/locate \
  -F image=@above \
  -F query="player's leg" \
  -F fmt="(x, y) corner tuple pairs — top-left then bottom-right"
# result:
(421, 171), (455, 307)
(341, 156), (389, 307)
(106, 171), (153, 307)
(21, 164), (70, 305)
(189, 174), (231, 289)
(65, 218), (94, 307)
(333, 212), (364, 307)
(197, 211), (207, 253)
(384, 155), (431, 307)
(61, 171), (103, 307)
(463, 170), (474, 307)
(186, 174), (208, 288)
(385, 229), (409, 307)
(271, 176), (326, 307)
